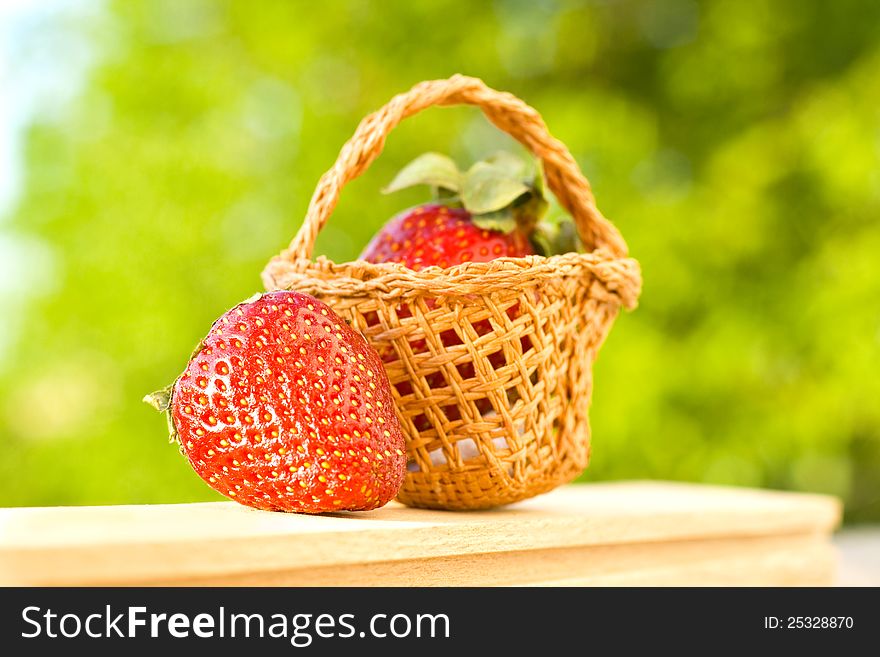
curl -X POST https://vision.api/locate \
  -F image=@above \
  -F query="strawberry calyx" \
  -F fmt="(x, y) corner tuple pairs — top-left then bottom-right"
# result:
(530, 216), (582, 257)
(383, 151), (578, 256)
(143, 384), (179, 445)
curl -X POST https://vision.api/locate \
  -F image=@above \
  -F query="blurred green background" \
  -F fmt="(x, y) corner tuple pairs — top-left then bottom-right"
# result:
(1, 0), (878, 522)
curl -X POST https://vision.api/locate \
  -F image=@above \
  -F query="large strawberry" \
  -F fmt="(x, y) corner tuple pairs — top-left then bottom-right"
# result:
(360, 151), (577, 268)
(145, 291), (406, 513)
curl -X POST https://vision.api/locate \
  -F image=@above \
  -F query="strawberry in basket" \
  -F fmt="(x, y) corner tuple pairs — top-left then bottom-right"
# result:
(360, 151), (578, 268)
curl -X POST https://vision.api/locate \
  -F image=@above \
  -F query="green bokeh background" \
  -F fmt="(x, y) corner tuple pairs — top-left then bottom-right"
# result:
(2, 0), (878, 522)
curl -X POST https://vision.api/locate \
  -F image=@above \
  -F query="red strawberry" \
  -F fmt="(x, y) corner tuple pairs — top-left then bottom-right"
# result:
(360, 203), (535, 269)
(145, 291), (406, 513)
(360, 151), (560, 269)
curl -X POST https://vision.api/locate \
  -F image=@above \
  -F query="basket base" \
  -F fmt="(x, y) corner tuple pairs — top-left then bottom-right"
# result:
(397, 448), (590, 511)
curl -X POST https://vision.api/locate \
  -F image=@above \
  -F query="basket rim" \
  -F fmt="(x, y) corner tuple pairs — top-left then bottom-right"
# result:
(262, 249), (641, 309)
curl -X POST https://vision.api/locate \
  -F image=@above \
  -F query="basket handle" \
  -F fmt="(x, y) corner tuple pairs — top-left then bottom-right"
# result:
(287, 75), (629, 261)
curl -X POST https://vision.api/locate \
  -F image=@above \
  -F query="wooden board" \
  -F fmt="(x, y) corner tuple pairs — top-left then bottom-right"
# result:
(0, 481), (841, 586)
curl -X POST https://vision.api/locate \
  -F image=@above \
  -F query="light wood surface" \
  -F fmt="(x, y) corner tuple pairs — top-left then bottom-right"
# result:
(0, 481), (841, 586)
(834, 527), (880, 586)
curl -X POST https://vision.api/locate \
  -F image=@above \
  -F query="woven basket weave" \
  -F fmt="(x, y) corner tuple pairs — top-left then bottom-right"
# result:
(262, 75), (641, 510)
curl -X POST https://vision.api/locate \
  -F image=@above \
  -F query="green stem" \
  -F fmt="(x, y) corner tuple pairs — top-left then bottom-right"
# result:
(143, 384), (180, 445)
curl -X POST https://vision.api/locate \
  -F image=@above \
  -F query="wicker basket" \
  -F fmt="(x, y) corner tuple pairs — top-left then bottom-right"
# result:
(262, 75), (641, 510)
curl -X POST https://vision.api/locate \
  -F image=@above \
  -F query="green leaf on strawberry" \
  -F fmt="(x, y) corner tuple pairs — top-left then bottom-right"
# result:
(382, 152), (462, 195)
(460, 161), (531, 214)
(363, 150), (582, 269)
